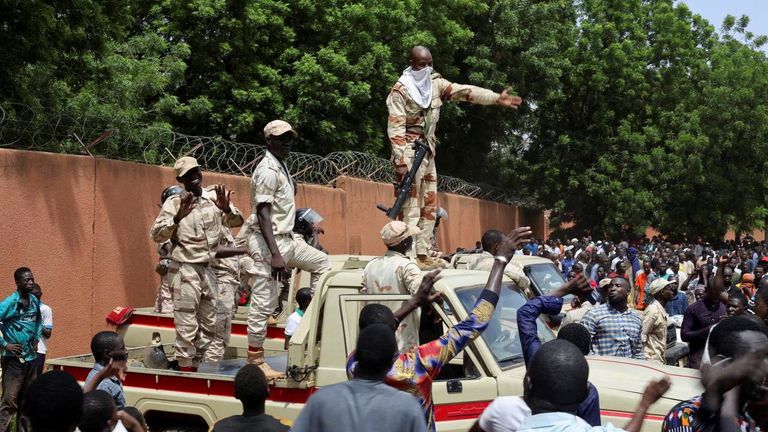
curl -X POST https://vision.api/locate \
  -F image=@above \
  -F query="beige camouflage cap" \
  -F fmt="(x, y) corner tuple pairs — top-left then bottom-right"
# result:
(380, 221), (420, 246)
(263, 120), (298, 139)
(649, 278), (673, 295)
(174, 156), (200, 178)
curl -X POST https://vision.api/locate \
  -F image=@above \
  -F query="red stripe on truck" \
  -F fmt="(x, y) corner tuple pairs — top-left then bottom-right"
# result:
(53, 364), (313, 401)
(52, 365), (667, 424)
(126, 314), (285, 340)
(434, 401), (491, 421)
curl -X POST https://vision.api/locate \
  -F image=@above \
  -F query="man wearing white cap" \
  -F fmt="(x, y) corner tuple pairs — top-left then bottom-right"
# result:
(642, 278), (675, 364)
(362, 221), (423, 351)
(150, 157), (244, 371)
(246, 120), (330, 378)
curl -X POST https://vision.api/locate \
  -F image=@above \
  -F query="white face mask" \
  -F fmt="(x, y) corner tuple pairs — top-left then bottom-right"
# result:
(410, 66), (433, 81)
(398, 66), (434, 109)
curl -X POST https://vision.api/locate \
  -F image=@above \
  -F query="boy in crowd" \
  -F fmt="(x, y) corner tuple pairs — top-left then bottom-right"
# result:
(84, 331), (128, 409)
(284, 288), (312, 349)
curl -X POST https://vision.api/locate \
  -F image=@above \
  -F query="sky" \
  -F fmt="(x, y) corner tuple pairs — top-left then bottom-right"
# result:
(679, 0), (768, 39)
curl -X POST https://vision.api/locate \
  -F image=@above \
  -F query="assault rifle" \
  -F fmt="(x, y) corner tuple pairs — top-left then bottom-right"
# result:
(377, 139), (431, 219)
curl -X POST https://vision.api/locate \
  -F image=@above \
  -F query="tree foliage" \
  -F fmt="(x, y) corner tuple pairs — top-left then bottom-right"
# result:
(2, 0), (768, 240)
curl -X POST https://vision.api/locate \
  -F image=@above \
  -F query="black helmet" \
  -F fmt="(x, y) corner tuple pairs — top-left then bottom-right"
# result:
(161, 185), (184, 203)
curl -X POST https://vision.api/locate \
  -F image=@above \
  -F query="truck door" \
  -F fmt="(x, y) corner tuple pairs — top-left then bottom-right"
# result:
(428, 302), (499, 431)
(338, 294), (498, 432)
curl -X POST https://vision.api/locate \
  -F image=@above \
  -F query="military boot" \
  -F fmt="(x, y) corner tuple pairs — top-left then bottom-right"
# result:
(247, 347), (284, 380)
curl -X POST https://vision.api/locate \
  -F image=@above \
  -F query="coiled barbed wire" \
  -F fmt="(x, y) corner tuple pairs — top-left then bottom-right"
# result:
(0, 101), (531, 206)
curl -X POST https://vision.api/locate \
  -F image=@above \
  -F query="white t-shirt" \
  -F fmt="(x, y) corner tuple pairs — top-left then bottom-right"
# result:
(284, 310), (303, 337)
(478, 396), (531, 432)
(38, 303), (53, 355)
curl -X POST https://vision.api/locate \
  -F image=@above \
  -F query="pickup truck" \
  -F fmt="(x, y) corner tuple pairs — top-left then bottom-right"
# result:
(49, 255), (702, 432)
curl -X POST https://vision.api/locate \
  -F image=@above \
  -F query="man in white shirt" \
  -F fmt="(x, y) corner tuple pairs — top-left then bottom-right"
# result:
(284, 288), (312, 349)
(31, 284), (52, 376)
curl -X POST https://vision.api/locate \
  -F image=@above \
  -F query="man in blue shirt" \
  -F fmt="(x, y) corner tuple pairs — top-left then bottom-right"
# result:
(0, 267), (42, 432)
(516, 275), (602, 426)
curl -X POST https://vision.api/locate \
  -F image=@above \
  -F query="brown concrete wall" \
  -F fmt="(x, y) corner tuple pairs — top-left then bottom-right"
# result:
(0, 148), (531, 356)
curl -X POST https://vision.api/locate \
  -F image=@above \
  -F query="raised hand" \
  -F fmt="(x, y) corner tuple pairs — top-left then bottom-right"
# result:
(213, 184), (233, 213)
(413, 270), (443, 307)
(497, 226), (533, 261)
(498, 88), (523, 109)
(173, 192), (196, 224)
(640, 376), (671, 407)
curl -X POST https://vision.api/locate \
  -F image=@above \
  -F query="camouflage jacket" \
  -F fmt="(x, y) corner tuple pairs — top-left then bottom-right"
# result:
(386, 73), (501, 166)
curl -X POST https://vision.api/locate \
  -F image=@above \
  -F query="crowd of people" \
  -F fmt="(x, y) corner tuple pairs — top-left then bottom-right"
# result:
(3, 44), (768, 432)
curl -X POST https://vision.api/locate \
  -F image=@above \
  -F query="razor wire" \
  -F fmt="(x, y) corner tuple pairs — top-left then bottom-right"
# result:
(0, 101), (530, 206)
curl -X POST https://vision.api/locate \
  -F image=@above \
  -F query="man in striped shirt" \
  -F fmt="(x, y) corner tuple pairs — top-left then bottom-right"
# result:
(581, 276), (644, 359)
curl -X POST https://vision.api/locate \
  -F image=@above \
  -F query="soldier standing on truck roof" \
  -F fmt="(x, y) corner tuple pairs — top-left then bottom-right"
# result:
(150, 157), (244, 372)
(154, 185), (183, 313)
(246, 120), (331, 379)
(387, 45), (523, 270)
(362, 221), (424, 352)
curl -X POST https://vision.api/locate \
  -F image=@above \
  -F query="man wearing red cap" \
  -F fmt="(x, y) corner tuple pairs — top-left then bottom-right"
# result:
(246, 120), (330, 379)
(361, 221), (423, 351)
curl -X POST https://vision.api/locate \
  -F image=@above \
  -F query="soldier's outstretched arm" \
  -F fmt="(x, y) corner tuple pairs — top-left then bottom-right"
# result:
(437, 77), (522, 109)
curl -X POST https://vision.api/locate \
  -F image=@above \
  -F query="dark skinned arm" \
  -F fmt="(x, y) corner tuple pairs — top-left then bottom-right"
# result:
(712, 256), (730, 305)
(214, 246), (249, 259)
(42, 328), (52, 339)
(393, 270), (443, 324)
(623, 377), (671, 432)
(256, 202), (285, 276)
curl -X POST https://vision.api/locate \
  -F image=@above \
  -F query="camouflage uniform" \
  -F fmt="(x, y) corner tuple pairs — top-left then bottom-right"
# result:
(362, 250), (423, 352)
(247, 150), (330, 357)
(206, 228), (240, 363)
(465, 251), (533, 297)
(387, 74), (503, 256)
(151, 186), (243, 368)
(154, 240), (174, 313)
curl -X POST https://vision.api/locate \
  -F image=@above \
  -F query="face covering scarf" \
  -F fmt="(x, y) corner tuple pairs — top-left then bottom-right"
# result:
(398, 66), (434, 109)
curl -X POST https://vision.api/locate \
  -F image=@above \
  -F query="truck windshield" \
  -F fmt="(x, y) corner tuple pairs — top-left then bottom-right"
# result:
(526, 263), (567, 296)
(454, 284), (556, 368)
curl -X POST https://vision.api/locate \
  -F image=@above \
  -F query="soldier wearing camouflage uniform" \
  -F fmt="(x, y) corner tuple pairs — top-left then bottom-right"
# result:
(361, 221), (423, 352)
(247, 120), (331, 379)
(387, 46), (522, 269)
(206, 227), (240, 362)
(151, 157), (243, 371)
(154, 185), (183, 313)
(467, 229), (533, 297)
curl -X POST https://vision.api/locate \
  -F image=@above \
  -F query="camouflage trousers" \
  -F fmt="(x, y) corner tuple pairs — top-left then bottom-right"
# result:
(401, 149), (437, 256)
(246, 233), (330, 349)
(168, 262), (217, 368)
(153, 273), (173, 313)
(205, 281), (238, 362)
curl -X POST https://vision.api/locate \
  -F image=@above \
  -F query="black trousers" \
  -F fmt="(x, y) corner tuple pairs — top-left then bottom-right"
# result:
(0, 356), (38, 432)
